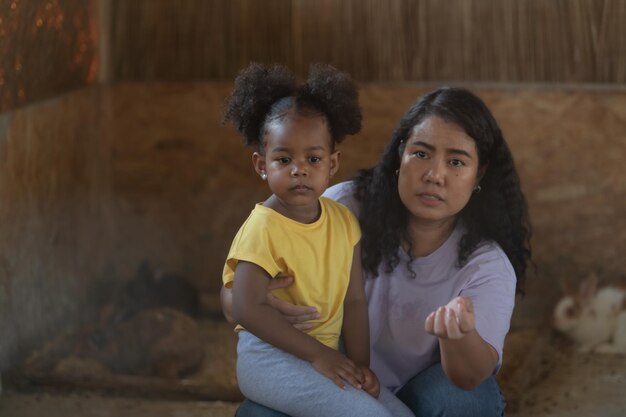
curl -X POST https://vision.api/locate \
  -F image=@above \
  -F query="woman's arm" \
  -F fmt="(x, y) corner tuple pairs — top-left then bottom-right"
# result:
(221, 276), (319, 329)
(232, 261), (363, 389)
(425, 296), (498, 390)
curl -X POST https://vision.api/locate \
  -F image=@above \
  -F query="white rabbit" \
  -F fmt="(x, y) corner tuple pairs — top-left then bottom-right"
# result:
(553, 273), (626, 353)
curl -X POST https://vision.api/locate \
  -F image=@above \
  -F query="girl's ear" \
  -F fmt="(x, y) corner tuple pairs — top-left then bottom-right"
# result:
(252, 152), (266, 177)
(329, 150), (341, 178)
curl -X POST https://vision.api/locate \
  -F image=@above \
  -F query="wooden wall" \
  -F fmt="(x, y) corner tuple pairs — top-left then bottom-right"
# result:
(0, 87), (118, 369)
(108, 0), (626, 83)
(0, 0), (99, 113)
(2, 0), (624, 113)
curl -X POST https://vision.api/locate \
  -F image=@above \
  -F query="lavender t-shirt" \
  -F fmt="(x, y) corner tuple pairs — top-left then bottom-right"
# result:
(324, 181), (516, 393)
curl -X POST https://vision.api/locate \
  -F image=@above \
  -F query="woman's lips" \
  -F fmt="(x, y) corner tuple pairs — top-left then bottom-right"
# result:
(417, 192), (444, 206)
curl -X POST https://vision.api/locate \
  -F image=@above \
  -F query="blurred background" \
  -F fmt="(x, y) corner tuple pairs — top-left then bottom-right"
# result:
(0, 1), (625, 416)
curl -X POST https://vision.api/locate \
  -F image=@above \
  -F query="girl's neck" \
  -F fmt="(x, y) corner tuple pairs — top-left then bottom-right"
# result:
(404, 217), (456, 258)
(263, 195), (321, 224)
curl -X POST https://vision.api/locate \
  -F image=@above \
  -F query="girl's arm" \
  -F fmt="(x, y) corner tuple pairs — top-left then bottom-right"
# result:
(341, 244), (380, 397)
(425, 296), (498, 390)
(220, 285), (236, 325)
(232, 261), (363, 390)
(341, 243), (369, 366)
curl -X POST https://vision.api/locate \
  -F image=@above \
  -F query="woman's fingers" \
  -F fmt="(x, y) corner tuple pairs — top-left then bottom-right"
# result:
(270, 296), (317, 316)
(279, 306), (320, 323)
(292, 322), (314, 331)
(266, 276), (320, 326)
(425, 305), (467, 339)
(444, 308), (463, 339)
(267, 275), (294, 290)
(448, 296), (475, 334)
(456, 297), (475, 333)
(432, 307), (448, 338)
(424, 311), (435, 333)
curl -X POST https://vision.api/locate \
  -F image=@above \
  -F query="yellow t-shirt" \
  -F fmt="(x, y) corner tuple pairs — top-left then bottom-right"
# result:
(223, 197), (361, 350)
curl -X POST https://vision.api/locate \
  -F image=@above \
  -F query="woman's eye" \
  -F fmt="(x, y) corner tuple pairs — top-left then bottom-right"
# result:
(309, 156), (321, 163)
(449, 159), (465, 167)
(412, 151), (428, 159)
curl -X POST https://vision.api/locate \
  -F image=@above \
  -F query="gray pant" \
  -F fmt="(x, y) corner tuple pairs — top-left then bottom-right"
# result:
(237, 331), (415, 417)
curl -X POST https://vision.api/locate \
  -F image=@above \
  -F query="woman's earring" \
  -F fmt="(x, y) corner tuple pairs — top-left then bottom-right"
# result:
(260, 171), (267, 180)
(474, 185), (482, 193)
(395, 169), (399, 177)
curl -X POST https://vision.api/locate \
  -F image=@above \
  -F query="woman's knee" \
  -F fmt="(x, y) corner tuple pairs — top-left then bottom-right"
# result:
(396, 363), (505, 417)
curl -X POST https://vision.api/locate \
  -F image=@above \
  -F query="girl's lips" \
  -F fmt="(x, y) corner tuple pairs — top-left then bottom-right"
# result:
(290, 185), (312, 192)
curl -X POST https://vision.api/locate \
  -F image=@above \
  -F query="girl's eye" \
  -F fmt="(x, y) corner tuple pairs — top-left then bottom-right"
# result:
(308, 156), (321, 163)
(277, 157), (290, 164)
(449, 159), (465, 167)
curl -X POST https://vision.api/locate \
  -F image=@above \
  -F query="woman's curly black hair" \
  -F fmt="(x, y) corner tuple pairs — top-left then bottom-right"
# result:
(354, 87), (532, 295)
(223, 63), (362, 148)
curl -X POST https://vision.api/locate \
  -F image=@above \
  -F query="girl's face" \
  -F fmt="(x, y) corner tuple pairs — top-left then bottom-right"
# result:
(398, 115), (483, 229)
(253, 114), (339, 215)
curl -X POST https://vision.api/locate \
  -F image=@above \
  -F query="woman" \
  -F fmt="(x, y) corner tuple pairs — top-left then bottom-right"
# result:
(222, 86), (531, 416)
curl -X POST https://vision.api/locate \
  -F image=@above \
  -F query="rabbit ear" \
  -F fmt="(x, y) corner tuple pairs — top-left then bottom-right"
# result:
(560, 275), (577, 296)
(579, 272), (599, 303)
(551, 256), (579, 294)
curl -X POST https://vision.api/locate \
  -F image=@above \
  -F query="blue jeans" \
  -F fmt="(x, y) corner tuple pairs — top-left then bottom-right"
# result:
(235, 362), (506, 417)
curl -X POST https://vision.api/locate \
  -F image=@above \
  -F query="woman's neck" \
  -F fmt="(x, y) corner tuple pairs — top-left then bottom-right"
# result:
(404, 217), (456, 258)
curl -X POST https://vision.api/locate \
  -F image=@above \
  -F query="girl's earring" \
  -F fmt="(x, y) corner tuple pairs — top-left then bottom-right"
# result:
(395, 169), (399, 177)
(260, 171), (267, 180)
(473, 185), (482, 193)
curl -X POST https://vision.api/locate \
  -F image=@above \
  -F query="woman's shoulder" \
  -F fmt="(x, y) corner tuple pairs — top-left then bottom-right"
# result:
(322, 181), (360, 216)
(459, 237), (516, 287)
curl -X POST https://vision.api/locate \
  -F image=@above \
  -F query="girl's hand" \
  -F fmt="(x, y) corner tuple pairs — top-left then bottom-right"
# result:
(267, 276), (320, 330)
(424, 296), (475, 339)
(359, 366), (380, 398)
(311, 348), (365, 390)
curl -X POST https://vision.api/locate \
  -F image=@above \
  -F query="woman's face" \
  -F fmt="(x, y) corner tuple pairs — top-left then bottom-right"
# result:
(397, 115), (483, 228)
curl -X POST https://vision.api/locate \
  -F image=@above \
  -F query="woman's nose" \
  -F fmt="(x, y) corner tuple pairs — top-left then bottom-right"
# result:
(424, 162), (444, 185)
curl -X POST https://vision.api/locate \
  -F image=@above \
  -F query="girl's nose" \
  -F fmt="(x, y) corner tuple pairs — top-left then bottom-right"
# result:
(291, 162), (308, 176)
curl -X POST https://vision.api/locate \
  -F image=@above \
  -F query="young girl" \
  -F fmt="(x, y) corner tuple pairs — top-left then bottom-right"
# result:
(222, 63), (414, 417)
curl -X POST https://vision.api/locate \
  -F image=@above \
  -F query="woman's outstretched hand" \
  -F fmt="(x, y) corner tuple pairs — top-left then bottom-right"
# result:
(424, 296), (475, 340)
(266, 276), (320, 330)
